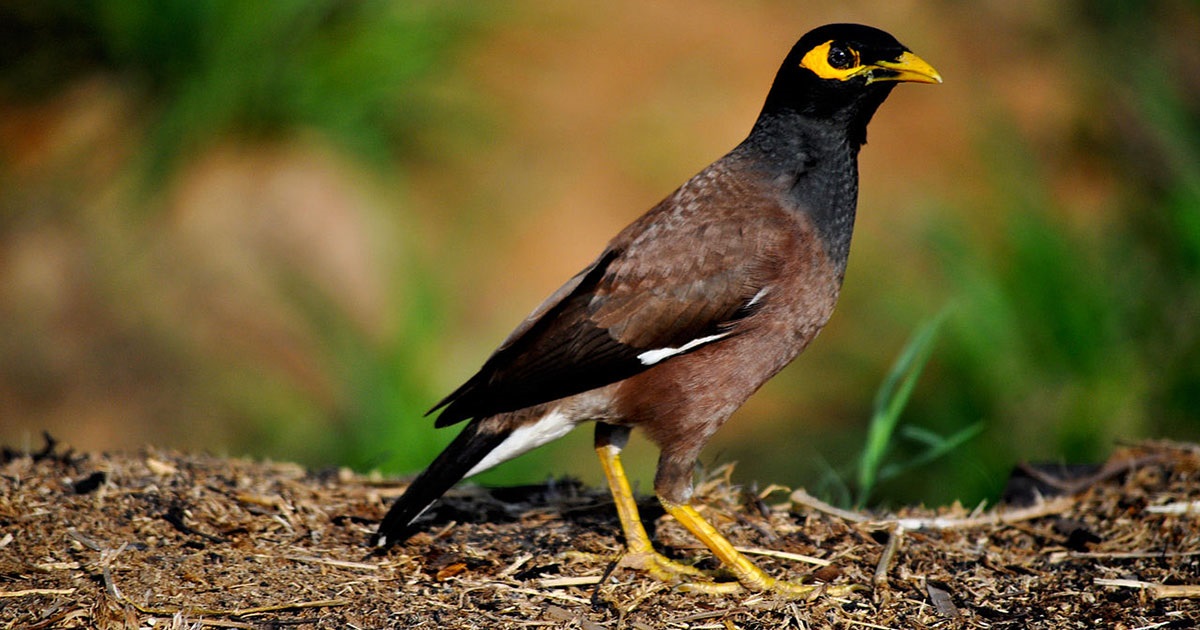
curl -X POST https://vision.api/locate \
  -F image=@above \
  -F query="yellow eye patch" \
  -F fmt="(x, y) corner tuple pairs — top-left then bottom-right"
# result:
(799, 41), (866, 81)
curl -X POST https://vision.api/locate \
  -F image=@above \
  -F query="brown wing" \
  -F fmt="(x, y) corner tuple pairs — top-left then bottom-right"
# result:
(431, 173), (795, 427)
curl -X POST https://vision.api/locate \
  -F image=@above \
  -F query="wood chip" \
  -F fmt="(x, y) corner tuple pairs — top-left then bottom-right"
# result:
(145, 457), (179, 476)
(924, 581), (960, 618)
(436, 562), (468, 581)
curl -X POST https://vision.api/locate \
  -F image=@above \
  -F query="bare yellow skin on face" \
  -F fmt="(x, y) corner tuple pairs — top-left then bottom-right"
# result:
(800, 41), (942, 85)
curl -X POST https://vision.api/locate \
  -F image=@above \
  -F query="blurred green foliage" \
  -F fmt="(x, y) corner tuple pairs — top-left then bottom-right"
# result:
(1, 1), (479, 177)
(853, 307), (984, 508)
(0, 0), (484, 470)
(873, 0), (1200, 506)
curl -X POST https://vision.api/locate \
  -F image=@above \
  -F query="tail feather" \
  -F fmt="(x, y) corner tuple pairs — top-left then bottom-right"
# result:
(372, 420), (510, 548)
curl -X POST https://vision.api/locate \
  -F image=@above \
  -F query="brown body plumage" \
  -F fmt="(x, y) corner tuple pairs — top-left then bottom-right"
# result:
(374, 23), (940, 597)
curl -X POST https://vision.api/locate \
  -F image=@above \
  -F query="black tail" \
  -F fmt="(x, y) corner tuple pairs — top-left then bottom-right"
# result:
(371, 420), (510, 548)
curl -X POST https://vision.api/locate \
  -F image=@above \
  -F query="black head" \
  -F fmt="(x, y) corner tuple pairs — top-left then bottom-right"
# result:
(759, 24), (941, 142)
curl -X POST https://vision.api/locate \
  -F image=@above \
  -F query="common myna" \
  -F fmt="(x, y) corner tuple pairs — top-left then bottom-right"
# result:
(374, 23), (941, 596)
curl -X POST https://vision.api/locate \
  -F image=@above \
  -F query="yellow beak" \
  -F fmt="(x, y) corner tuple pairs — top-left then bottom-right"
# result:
(867, 51), (943, 85)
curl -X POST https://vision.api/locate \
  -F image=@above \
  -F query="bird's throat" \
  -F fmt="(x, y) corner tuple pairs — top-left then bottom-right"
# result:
(743, 112), (860, 276)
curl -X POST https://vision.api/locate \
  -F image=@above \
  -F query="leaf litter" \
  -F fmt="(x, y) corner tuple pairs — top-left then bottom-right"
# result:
(1, 436), (1198, 629)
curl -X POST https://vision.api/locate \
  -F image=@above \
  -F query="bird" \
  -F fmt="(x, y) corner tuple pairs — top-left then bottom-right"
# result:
(373, 23), (941, 597)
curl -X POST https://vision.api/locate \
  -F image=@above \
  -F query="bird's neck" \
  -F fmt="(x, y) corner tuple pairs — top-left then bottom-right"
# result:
(740, 110), (862, 276)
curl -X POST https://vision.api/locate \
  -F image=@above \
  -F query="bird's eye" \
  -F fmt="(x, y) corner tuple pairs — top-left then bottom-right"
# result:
(827, 44), (854, 70)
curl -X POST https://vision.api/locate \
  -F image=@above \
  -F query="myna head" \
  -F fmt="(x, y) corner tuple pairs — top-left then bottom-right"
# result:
(761, 23), (941, 136)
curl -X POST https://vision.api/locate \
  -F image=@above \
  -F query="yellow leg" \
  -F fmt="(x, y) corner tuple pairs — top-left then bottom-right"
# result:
(595, 444), (706, 582)
(661, 500), (857, 598)
(595, 443), (854, 598)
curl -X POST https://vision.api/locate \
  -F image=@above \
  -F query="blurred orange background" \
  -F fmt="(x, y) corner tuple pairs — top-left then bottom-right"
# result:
(2, 1), (1197, 506)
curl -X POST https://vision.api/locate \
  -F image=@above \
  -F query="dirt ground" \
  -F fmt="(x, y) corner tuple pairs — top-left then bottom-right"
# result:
(2, 437), (1198, 629)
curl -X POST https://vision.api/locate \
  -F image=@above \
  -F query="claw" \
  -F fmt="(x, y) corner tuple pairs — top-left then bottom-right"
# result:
(595, 441), (859, 600)
(619, 549), (707, 581)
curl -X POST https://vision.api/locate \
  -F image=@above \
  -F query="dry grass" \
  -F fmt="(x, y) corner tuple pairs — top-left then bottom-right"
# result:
(2, 437), (1198, 629)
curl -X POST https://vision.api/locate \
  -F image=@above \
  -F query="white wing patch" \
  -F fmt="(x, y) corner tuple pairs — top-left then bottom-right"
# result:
(636, 332), (732, 366)
(464, 408), (576, 478)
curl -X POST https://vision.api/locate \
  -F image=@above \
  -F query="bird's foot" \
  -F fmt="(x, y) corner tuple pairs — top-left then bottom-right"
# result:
(566, 547), (732, 588)
(657, 501), (861, 599)
(564, 548), (710, 581)
(622, 550), (859, 599)
(618, 548), (710, 582)
(677, 570), (862, 599)
(564, 550), (858, 598)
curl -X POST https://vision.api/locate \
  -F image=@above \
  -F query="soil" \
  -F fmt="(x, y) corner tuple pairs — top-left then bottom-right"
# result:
(2, 436), (1198, 629)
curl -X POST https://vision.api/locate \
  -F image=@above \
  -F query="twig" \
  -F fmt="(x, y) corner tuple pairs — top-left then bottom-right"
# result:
(102, 563), (125, 602)
(496, 552), (534, 578)
(1144, 501), (1200, 515)
(538, 575), (603, 588)
(493, 583), (592, 605)
(478, 611), (560, 628)
(153, 619), (256, 629)
(0, 588), (77, 598)
(590, 556), (621, 608)
(666, 610), (728, 624)
(1095, 578), (1200, 599)
(1056, 549), (1200, 560)
(1014, 452), (1163, 496)
(757, 484), (792, 500)
(844, 619), (897, 630)
(140, 599), (353, 617)
(887, 496), (1075, 530)
(66, 528), (102, 552)
(1116, 438), (1200, 455)
(789, 490), (869, 523)
(788, 602), (807, 630)
(733, 546), (831, 567)
(284, 554), (380, 571)
(873, 524), (905, 588)
(33, 561), (81, 571)
(1128, 622), (1173, 630)
(791, 489), (1074, 530)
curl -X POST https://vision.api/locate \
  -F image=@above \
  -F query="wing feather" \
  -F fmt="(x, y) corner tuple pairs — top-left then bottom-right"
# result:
(432, 171), (794, 427)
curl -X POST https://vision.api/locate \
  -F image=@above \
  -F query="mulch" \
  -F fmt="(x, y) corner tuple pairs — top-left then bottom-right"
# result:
(2, 435), (1198, 629)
